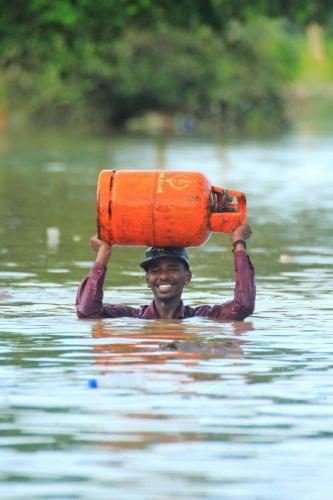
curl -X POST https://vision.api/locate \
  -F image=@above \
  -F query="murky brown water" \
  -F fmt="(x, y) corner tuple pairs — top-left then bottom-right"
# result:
(1, 129), (333, 499)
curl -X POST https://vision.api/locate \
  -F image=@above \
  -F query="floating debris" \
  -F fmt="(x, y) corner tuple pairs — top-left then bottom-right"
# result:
(279, 254), (293, 264)
(46, 227), (60, 250)
(87, 378), (98, 389)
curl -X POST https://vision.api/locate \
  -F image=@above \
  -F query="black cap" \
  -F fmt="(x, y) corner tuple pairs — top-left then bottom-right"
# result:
(140, 246), (190, 271)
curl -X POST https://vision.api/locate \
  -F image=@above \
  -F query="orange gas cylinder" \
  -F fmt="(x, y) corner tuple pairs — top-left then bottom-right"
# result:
(97, 170), (246, 247)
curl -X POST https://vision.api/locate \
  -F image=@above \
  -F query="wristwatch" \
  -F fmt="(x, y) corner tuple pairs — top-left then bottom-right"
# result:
(232, 239), (246, 253)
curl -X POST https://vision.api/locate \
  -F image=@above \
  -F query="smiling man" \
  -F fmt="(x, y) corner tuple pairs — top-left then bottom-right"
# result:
(140, 247), (192, 319)
(76, 224), (255, 321)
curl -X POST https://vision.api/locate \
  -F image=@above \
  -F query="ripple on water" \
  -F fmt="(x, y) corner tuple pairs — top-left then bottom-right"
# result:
(1, 133), (333, 499)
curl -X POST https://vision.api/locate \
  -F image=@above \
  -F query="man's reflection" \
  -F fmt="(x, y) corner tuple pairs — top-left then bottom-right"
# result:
(88, 320), (254, 451)
(91, 319), (254, 367)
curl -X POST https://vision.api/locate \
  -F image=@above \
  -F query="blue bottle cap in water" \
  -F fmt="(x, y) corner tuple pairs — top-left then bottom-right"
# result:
(87, 378), (98, 389)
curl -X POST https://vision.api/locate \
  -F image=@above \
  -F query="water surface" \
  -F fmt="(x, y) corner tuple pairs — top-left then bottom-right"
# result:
(1, 129), (333, 499)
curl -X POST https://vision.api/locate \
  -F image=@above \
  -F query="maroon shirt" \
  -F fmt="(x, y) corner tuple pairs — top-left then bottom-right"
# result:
(76, 250), (255, 321)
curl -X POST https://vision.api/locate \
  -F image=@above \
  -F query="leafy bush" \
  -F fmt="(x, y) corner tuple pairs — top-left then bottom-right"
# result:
(0, 15), (300, 134)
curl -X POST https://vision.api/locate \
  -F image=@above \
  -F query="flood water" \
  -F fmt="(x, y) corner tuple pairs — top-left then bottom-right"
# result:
(1, 128), (333, 499)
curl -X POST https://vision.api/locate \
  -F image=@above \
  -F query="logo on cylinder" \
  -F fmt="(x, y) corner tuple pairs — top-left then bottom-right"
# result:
(166, 175), (191, 191)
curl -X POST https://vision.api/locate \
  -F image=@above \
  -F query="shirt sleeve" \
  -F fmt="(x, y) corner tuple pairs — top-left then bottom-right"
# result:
(76, 263), (141, 319)
(193, 250), (256, 321)
(76, 262), (107, 318)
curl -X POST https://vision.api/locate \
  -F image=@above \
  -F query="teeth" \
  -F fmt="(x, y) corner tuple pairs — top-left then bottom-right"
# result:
(158, 284), (172, 290)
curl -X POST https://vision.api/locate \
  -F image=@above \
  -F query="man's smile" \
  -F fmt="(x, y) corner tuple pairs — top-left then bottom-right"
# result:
(156, 283), (173, 291)
(145, 257), (192, 305)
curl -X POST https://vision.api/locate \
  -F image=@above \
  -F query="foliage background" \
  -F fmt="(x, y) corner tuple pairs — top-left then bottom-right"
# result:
(1, 0), (333, 135)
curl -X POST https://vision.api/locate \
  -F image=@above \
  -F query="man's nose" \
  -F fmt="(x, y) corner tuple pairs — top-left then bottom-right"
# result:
(158, 269), (170, 279)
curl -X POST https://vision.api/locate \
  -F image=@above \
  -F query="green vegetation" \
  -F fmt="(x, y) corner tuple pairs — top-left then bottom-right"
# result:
(1, 1), (333, 135)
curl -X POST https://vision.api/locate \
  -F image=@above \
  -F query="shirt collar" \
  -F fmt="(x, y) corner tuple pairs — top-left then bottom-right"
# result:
(142, 301), (185, 319)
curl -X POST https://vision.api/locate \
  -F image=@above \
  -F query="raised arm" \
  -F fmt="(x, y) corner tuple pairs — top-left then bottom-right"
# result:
(231, 223), (252, 253)
(194, 224), (255, 321)
(76, 235), (112, 318)
(227, 223), (255, 319)
(90, 234), (113, 266)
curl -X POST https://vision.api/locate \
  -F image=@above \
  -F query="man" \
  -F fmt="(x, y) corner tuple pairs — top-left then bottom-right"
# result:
(76, 223), (255, 321)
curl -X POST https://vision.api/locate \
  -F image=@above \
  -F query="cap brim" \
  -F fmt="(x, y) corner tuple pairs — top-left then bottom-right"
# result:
(140, 254), (189, 271)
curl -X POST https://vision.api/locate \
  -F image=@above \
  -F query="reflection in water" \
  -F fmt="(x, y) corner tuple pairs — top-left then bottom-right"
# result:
(87, 320), (253, 452)
(1, 131), (333, 499)
(91, 320), (253, 368)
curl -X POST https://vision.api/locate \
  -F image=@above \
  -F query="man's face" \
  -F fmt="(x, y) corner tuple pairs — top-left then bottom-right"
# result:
(145, 257), (192, 303)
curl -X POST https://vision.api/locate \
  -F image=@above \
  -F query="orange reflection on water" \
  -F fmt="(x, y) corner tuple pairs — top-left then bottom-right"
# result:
(87, 320), (254, 450)
(91, 319), (253, 367)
